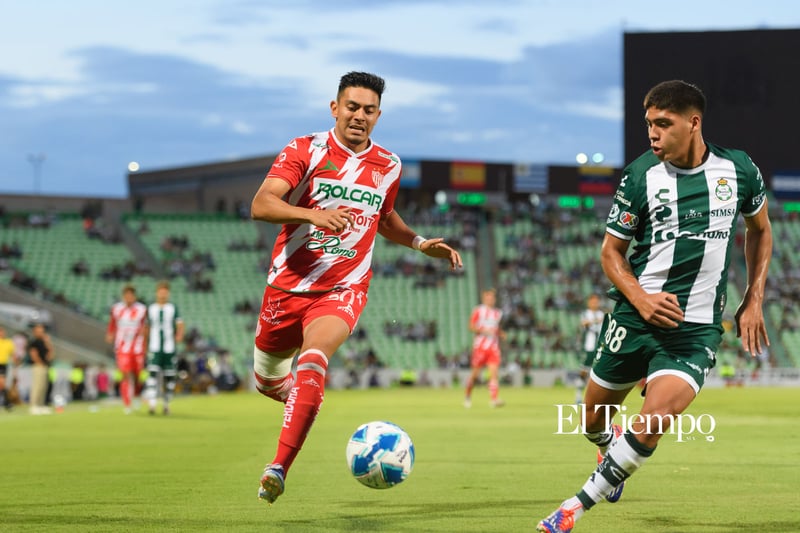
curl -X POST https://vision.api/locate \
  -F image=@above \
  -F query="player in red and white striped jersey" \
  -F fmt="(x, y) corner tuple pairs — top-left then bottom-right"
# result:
(464, 288), (505, 408)
(251, 71), (462, 505)
(105, 284), (148, 413)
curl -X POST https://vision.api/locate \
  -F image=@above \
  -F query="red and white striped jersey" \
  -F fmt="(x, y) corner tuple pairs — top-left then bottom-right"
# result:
(107, 301), (147, 355)
(265, 129), (401, 293)
(470, 304), (502, 352)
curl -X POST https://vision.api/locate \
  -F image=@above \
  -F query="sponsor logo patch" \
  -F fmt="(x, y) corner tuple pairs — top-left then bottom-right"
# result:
(618, 211), (639, 230)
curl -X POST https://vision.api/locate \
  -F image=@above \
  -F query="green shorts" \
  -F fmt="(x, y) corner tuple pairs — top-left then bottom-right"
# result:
(148, 351), (177, 371)
(591, 301), (722, 394)
(581, 350), (597, 369)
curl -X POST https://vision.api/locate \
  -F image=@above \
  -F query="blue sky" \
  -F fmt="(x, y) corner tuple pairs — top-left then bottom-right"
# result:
(1, 0), (799, 198)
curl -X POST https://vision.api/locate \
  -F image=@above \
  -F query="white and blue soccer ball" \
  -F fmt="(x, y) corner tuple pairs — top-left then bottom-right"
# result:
(345, 420), (415, 489)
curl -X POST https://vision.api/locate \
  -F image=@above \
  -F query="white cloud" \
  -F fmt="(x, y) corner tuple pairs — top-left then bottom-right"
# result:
(562, 87), (623, 121)
(230, 120), (254, 135)
(7, 84), (89, 108)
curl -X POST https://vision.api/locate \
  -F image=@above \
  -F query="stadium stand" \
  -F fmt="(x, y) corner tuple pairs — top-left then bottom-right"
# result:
(122, 213), (265, 376)
(1, 213), (148, 319)
(358, 221), (477, 369)
(766, 212), (800, 367)
(122, 212), (478, 373)
(2, 198), (799, 386)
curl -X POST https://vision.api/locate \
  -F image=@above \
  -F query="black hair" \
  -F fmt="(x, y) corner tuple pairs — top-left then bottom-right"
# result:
(643, 80), (706, 115)
(338, 71), (386, 102)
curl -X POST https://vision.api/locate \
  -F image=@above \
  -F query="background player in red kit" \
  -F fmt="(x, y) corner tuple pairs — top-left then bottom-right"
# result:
(463, 288), (505, 408)
(106, 283), (148, 414)
(250, 71), (462, 505)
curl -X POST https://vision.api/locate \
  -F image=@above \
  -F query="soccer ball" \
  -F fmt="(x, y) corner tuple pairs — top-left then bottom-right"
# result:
(345, 421), (415, 489)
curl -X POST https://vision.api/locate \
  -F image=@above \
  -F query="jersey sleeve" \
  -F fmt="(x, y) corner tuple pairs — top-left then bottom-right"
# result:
(266, 136), (311, 189)
(380, 174), (401, 217)
(605, 168), (645, 241)
(469, 307), (480, 330)
(107, 308), (117, 335)
(740, 154), (767, 217)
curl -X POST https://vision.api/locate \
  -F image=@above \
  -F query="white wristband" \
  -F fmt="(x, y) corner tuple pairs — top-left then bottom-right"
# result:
(412, 235), (427, 251)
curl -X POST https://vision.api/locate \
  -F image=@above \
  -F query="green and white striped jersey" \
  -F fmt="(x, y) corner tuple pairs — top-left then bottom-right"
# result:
(606, 143), (766, 325)
(147, 302), (182, 354)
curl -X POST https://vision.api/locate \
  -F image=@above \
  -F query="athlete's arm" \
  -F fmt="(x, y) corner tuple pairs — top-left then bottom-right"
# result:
(468, 309), (480, 334)
(43, 332), (53, 362)
(105, 312), (116, 344)
(377, 211), (463, 270)
(141, 322), (150, 350)
(175, 318), (185, 344)
(250, 177), (354, 232)
(735, 201), (772, 355)
(29, 344), (43, 365)
(600, 232), (684, 328)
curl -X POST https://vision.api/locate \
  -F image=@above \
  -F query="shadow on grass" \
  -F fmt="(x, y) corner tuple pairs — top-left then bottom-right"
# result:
(277, 498), (542, 531)
(642, 515), (800, 532)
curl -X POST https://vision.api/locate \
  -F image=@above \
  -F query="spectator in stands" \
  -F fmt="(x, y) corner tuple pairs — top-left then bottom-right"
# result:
(214, 350), (241, 391)
(27, 323), (54, 415)
(28, 212), (55, 228)
(233, 298), (258, 314)
(0, 326), (14, 410)
(96, 364), (111, 399)
(249, 71), (462, 505)
(11, 331), (27, 400)
(175, 354), (192, 393)
(71, 258), (90, 276)
(0, 241), (22, 259)
(234, 199), (249, 220)
(192, 352), (214, 392)
(10, 270), (37, 293)
(69, 363), (86, 401)
(188, 274), (214, 293)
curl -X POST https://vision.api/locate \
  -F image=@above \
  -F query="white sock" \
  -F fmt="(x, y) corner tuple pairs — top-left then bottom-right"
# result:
(577, 431), (655, 509)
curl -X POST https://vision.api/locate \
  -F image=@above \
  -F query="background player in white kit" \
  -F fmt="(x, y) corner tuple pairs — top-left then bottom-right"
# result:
(574, 294), (605, 404)
(144, 280), (184, 415)
(249, 71), (462, 505)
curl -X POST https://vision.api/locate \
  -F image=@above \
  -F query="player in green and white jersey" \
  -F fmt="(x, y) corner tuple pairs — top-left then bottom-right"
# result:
(574, 294), (606, 405)
(144, 280), (184, 416)
(537, 80), (772, 533)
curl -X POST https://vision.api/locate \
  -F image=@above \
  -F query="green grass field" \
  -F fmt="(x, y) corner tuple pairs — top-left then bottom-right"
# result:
(3, 386), (799, 532)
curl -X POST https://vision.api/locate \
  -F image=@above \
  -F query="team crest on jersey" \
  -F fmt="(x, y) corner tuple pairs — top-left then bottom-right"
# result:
(607, 204), (620, 223)
(371, 169), (384, 188)
(617, 211), (639, 230)
(715, 178), (733, 201)
(260, 296), (285, 325)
